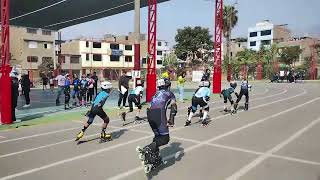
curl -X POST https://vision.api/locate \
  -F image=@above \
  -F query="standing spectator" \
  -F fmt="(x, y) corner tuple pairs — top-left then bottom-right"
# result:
(118, 71), (131, 109)
(201, 69), (210, 81)
(55, 71), (66, 106)
(177, 72), (186, 103)
(21, 71), (31, 108)
(49, 75), (55, 93)
(64, 74), (71, 110)
(86, 74), (95, 105)
(91, 72), (99, 96)
(72, 74), (81, 107)
(10, 68), (19, 122)
(42, 74), (48, 91)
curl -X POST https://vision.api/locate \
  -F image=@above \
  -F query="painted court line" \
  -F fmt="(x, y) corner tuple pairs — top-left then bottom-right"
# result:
(107, 89), (315, 180)
(0, 87), (288, 179)
(226, 116), (320, 180)
(0, 87), (287, 160)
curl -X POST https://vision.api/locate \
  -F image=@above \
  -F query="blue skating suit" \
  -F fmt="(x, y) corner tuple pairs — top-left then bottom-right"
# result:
(149, 89), (176, 136)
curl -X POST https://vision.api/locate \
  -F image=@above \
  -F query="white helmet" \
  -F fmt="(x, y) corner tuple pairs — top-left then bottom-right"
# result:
(9, 68), (18, 78)
(199, 81), (210, 87)
(157, 79), (166, 87)
(101, 81), (112, 90)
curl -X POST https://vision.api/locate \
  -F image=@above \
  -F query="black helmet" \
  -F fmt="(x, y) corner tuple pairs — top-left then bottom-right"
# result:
(230, 81), (237, 89)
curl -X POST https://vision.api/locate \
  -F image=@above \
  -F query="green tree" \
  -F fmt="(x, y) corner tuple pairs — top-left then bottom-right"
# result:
(38, 57), (54, 77)
(175, 26), (213, 68)
(162, 52), (179, 71)
(235, 48), (258, 79)
(223, 5), (238, 69)
(279, 46), (302, 66)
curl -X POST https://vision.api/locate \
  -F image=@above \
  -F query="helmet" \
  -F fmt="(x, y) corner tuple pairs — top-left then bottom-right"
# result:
(201, 81), (210, 88)
(230, 81), (237, 89)
(136, 79), (143, 86)
(157, 78), (171, 90)
(9, 68), (18, 78)
(101, 81), (112, 90)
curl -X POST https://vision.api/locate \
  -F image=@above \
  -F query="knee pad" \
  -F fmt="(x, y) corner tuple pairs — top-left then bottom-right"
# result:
(103, 116), (110, 124)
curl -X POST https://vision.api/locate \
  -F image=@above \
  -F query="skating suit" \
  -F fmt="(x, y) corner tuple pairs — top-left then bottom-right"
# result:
(192, 87), (211, 111)
(148, 89), (176, 136)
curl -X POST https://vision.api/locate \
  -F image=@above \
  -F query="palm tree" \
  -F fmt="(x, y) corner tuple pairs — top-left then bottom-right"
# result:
(223, 5), (238, 81)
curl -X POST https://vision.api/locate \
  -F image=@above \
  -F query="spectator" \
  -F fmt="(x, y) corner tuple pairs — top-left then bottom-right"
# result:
(86, 74), (95, 104)
(177, 72), (186, 103)
(10, 68), (19, 122)
(55, 71), (66, 106)
(49, 76), (55, 93)
(21, 71), (31, 108)
(42, 74), (48, 91)
(91, 72), (99, 96)
(201, 69), (210, 81)
(118, 71), (131, 109)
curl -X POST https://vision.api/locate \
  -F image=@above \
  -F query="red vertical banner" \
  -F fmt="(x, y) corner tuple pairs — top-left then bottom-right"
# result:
(0, 0), (12, 124)
(213, 0), (223, 93)
(242, 64), (247, 79)
(146, 0), (157, 102)
(256, 62), (263, 80)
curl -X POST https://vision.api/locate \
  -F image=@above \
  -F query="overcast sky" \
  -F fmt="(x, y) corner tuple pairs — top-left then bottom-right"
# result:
(61, 0), (320, 47)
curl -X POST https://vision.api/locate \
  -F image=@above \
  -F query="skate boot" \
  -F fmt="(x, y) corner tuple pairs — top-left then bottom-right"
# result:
(201, 119), (208, 126)
(134, 116), (143, 124)
(100, 131), (112, 142)
(184, 120), (191, 126)
(75, 130), (84, 141)
(230, 106), (236, 115)
(223, 106), (228, 112)
(234, 103), (238, 111)
(244, 103), (249, 111)
(64, 104), (67, 110)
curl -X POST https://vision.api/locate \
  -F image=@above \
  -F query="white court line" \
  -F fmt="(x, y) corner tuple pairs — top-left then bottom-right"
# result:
(0, 87), (292, 179)
(0, 127), (79, 144)
(0, 87), (280, 159)
(226, 116), (320, 180)
(0, 86), (286, 158)
(107, 89), (315, 180)
(1, 86), (271, 143)
(0, 136), (5, 139)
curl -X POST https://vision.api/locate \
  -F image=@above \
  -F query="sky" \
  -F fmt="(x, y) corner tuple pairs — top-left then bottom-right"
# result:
(61, 0), (320, 47)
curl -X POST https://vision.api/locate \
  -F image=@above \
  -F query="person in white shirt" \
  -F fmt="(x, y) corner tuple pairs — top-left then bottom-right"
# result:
(120, 80), (144, 125)
(55, 71), (66, 106)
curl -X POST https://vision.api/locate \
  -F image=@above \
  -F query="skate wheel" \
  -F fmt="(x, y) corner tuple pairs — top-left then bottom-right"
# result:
(138, 154), (145, 160)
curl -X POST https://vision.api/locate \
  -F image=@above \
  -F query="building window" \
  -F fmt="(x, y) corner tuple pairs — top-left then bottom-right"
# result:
(44, 43), (51, 49)
(142, 58), (147, 64)
(261, 30), (272, 36)
(110, 55), (120, 61)
(261, 40), (271, 46)
(125, 36), (129, 40)
(250, 41), (256, 47)
(230, 52), (233, 57)
(157, 51), (163, 55)
(86, 41), (89, 48)
(165, 42), (168, 46)
(42, 30), (51, 35)
(125, 56), (133, 62)
(27, 56), (38, 63)
(125, 45), (132, 50)
(157, 60), (163, 65)
(93, 42), (101, 48)
(70, 56), (80, 64)
(158, 42), (162, 46)
(86, 54), (90, 61)
(110, 44), (119, 50)
(238, 43), (241, 48)
(93, 54), (102, 61)
(28, 41), (38, 48)
(249, 32), (257, 37)
(42, 57), (53, 64)
(27, 28), (37, 34)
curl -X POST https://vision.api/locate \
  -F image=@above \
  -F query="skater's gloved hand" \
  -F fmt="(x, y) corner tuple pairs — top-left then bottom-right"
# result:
(219, 94), (222, 98)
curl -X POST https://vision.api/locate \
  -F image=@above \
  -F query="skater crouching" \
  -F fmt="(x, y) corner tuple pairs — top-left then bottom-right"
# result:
(136, 78), (177, 173)
(220, 81), (238, 113)
(120, 80), (144, 125)
(234, 79), (251, 111)
(185, 81), (211, 126)
(75, 81), (113, 142)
